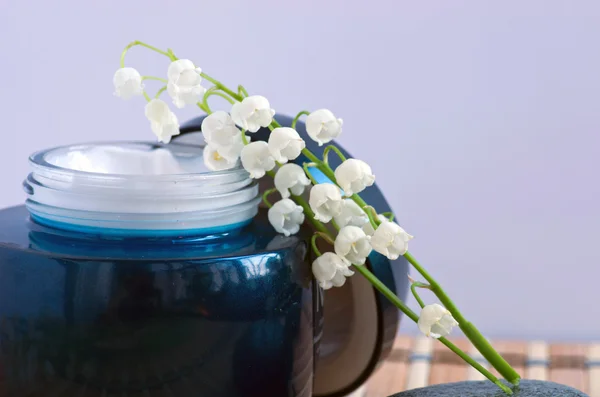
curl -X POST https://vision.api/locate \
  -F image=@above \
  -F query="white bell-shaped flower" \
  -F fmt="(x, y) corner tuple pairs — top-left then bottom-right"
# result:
(308, 183), (343, 222)
(418, 304), (459, 339)
(370, 221), (413, 260)
(362, 214), (390, 236)
(305, 109), (343, 146)
(268, 199), (305, 237)
(113, 67), (144, 99)
(274, 163), (312, 198)
(334, 226), (372, 265)
(334, 159), (375, 196)
(144, 99), (180, 143)
(240, 141), (276, 178)
(230, 95), (275, 132)
(216, 134), (249, 163)
(312, 252), (354, 290)
(203, 144), (237, 171)
(201, 111), (241, 147)
(333, 199), (369, 228)
(268, 127), (306, 163)
(167, 59), (205, 108)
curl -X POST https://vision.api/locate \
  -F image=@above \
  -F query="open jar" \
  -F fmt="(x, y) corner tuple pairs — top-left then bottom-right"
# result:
(23, 141), (260, 237)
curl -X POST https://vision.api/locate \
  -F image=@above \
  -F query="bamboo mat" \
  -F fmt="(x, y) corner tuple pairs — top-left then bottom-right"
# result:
(347, 335), (600, 397)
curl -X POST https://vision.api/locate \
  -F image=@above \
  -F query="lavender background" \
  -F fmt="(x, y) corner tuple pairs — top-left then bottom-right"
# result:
(1, 0), (599, 341)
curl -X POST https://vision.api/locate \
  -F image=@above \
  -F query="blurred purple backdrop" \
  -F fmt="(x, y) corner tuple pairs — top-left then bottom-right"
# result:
(1, 0), (599, 340)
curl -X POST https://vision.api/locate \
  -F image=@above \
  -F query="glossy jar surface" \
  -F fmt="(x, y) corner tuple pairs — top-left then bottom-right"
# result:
(0, 205), (317, 397)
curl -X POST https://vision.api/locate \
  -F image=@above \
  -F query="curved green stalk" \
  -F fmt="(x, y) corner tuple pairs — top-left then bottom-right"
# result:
(120, 41), (172, 67)
(302, 163), (320, 185)
(202, 87), (236, 114)
(363, 206), (379, 230)
(197, 102), (210, 113)
(353, 265), (513, 395)
(292, 110), (311, 129)
(154, 86), (167, 99)
(310, 234), (322, 257)
(262, 188), (277, 208)
(238, 85), (249, 98)
(381, 211), (394, 221)
(410, 284), (426, 308)
(142, 75), (168, 83)
(323, 144), (348, 165)
(207, 89), (236, 105)
(311, 232), (334, 257)
(404, 252), (520, 385)
(200, 73), (243, 102)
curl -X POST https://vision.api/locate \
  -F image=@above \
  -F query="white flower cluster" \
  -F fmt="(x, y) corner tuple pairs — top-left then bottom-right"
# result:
(114, 61), (412, 292)
(114, 59), (206, 143)
(305, 178), (413, 289)
(311, 201), (413, 289)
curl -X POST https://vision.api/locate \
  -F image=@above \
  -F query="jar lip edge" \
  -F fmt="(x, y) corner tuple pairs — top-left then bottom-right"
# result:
(29, 141), (248, 180)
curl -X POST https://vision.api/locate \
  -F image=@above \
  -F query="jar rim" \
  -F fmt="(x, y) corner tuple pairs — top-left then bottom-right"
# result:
(29, 141), (249, 182)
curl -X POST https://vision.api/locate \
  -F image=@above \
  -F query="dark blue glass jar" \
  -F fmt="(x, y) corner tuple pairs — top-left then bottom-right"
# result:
(0, 116), (409, 397)
(0, 204), (317, 397)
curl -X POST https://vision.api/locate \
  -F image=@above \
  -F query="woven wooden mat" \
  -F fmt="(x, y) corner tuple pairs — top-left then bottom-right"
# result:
(348, 334), (600, 397)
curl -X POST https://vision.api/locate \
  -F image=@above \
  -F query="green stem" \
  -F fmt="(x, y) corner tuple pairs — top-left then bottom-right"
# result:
(331, 219), (341, 231)
(297, 200), (329, 235)
(120, 41), (172, 67)
(142, 76), (168, 83)
(154, 86), (167, 99)
(363, 205), (382, 230)
(206, 89), (236, 105)
(353, 264), (416, 321)
(262, 188), (277, 208)
(202, 86), (236, 113)
(437, 337), (513, 395)
(323, 144), (348, 165)
(302, 163), (320, 185)
(364, 208), (379, 231)
(200, 73), (243, 102)
(241, 129), (249, 145)
(404, 252), (520, 385)
(238, 85), (249, 98)
(201, 87), (216, 113)
(410, 284), (426, 308)
(197, 102), (210, 114)
(311, 232), (334, 258)
(142, 91), (151, 102)
(311, 234), (322, 257)
(292, 110), (311, 129)
(353, 265), (513, 395)
(381, 211), (394, 221)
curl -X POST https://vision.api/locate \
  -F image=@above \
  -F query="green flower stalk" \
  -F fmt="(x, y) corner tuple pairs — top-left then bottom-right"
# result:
(114, 41), (521, 395)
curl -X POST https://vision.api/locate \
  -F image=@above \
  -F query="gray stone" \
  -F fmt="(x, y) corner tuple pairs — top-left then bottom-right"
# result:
(387, 380), (588, 397)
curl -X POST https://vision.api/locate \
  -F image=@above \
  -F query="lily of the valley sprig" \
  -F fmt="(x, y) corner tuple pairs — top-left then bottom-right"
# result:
(114, 40), (521, 395)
